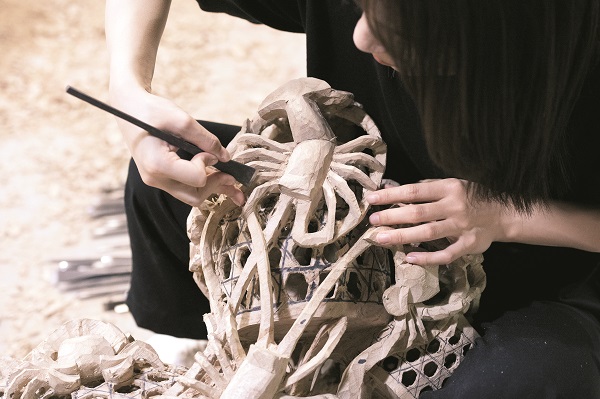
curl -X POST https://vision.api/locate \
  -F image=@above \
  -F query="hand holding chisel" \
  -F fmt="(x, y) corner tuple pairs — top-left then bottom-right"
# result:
(66, 86), (255, 186)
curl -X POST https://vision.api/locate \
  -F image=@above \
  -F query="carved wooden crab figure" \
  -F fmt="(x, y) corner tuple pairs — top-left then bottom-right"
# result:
(1, 319), (181, 399)
(0, 78), (486, 399)
(168, 78), (486, 398)
(201, 78), (391, 340)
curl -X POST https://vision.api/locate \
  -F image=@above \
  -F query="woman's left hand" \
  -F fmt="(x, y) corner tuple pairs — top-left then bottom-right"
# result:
(366, 178), (512, 266)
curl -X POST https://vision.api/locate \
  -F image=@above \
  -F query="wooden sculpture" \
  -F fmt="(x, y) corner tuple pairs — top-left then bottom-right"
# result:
(174, 78), (486, 398)
(0, 319), (184, 398)
(0, 78), (485, 399)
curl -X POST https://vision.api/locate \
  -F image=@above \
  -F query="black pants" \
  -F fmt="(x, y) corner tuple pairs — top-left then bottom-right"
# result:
(422, 301), (600, 398)
(124, 122), (600, 398)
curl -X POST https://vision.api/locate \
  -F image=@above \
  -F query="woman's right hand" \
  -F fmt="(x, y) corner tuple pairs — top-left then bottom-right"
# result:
(105, 0), (244, 207)
(110, 87), (245, 207)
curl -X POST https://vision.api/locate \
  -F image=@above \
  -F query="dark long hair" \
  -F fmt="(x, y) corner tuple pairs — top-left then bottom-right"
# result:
(360, 0), (600, 211)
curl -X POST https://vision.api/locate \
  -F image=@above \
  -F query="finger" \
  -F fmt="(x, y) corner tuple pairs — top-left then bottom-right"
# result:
(204, 172), (246, 206)
(366, 180), (448, 205)
(405, 241), (466, 266)
(159, 181), (234, 208)
(148, 163), (243, 208)
(369, 203), (447, 226)
(381, 178), (400, 188)
(374, 220), (452, 246)
(191, 152), (220, 176)
(159, 153), (214, 188)
(158, 179), (214, 207)
(218, 185), (246, 207)
(176, 117), (231, 162)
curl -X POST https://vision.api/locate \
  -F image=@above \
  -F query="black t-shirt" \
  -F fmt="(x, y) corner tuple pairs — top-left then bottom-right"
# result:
(196, 0), (600, 324)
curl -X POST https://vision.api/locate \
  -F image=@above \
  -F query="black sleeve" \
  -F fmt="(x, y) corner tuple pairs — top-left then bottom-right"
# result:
(196, 0), (307, 33)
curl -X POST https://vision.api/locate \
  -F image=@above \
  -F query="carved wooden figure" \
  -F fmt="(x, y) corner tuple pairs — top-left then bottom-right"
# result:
(0, 319), (182, 399)
(176, 78), (486, 398)
(0, 78), (485, 399)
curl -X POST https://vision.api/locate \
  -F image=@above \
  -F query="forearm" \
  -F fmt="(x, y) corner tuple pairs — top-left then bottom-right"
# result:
(502, 201), (600, 252)
(105, 0), (171, 93)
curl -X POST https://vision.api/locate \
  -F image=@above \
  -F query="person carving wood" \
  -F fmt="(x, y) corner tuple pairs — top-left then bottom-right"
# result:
(105, 1), (600, 397)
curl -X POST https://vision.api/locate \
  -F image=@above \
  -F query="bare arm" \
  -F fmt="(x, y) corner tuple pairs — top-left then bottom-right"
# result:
(502, 200), (600, 253)
(105, 0), (244, 206)
(106, 0), (170, 92)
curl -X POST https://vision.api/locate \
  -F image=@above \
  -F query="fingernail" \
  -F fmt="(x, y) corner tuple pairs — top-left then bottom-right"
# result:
(221, 150), (231, 162)
(406, 255), (418, 263)
(377, 232), (390, 244)
(232, 197), (244, 207)
(366, 193), (379, 203)
(206, 155), (218, 166)
(236, 193), (247, 206)
(369, 214), (380, 225)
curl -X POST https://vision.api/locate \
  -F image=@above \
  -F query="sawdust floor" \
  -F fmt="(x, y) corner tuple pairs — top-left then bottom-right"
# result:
(0, 0), (305, 360)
